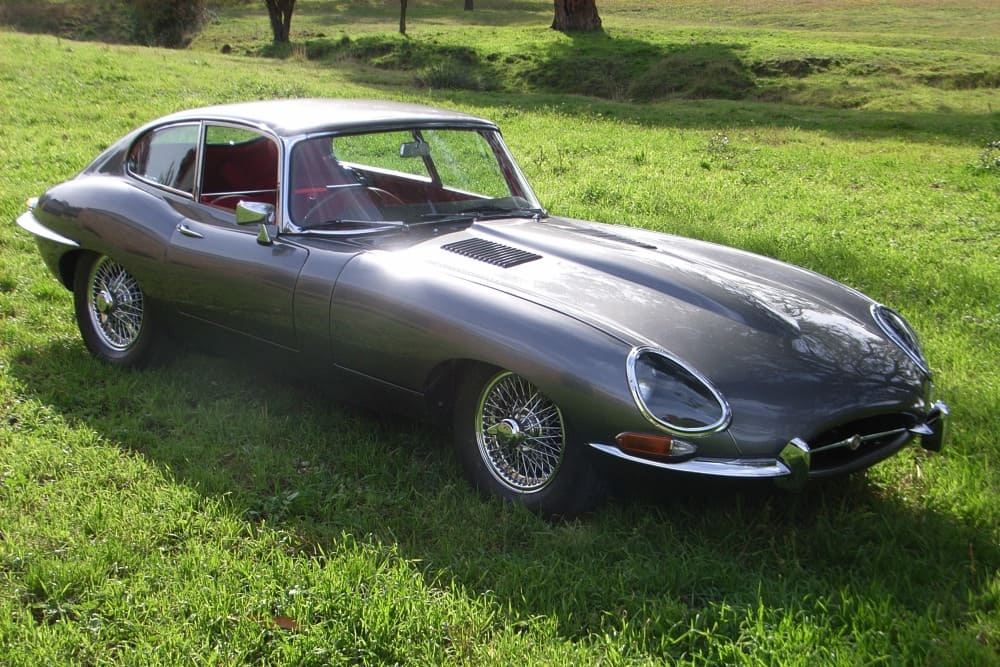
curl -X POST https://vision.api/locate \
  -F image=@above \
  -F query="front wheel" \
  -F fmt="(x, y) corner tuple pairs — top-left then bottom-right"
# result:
(73, 253), (162, 367)
(453, 366), (605, 518)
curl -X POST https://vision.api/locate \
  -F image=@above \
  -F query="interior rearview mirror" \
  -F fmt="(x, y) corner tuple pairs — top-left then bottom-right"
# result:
(400, 140), (431, 158)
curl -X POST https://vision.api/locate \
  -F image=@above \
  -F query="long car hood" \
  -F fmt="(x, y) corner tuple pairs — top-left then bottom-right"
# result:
(410, 216), (928, 445)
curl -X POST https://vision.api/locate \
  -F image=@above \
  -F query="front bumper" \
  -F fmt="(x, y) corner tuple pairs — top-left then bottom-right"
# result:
(588, 400), (949, 490)
(16, 209), (79, 248)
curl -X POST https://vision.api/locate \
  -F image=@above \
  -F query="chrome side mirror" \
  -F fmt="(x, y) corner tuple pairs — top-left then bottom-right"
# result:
(235, 201), (276, 245)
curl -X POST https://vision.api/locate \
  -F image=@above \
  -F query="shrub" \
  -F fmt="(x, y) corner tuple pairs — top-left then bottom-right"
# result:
(0, 0), (206, 47)
(130, 0), (207, 48)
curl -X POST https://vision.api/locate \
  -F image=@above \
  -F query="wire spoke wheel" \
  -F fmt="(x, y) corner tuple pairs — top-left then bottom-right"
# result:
(85, 256), (145, 351)
(475, 371), (566, 493)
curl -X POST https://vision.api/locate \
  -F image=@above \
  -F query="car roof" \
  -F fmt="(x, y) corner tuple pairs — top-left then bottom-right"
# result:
(154, 98), (498, 136)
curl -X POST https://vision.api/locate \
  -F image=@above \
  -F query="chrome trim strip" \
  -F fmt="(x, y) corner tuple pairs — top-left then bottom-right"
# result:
(16, 211), (79, 247)
(808, 427), (910, 455)
(194, 120), (206, 201)
(625, 346), (732, 436)
(588, 442), (791, 478)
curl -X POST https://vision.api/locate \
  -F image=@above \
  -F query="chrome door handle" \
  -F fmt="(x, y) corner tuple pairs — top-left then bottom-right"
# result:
(177, 223), (204, 239)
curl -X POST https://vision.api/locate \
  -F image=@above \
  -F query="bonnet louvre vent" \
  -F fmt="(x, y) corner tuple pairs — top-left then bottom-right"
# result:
(576, 228), (657, 250)
(442, 238), (541, 268)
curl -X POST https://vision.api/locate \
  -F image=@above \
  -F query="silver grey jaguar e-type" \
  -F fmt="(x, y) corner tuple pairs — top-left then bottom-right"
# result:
(17, 99), (947, 516)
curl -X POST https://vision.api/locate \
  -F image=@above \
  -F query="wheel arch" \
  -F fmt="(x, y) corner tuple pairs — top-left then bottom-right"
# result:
(57, 249), (92, 291)
(423, 358), (497, 423)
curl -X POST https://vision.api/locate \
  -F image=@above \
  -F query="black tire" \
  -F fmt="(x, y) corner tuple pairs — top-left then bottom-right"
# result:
(73, 253), (162, 368)
(453, 366), (605, 518)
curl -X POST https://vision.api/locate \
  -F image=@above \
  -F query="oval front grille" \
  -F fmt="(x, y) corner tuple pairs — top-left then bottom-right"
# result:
(809, 413), (917, 472)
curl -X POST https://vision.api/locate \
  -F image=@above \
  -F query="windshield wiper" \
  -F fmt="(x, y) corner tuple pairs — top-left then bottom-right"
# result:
(413, 206), (546, 226)
(296, 219), (409, 234)
(298, 206), (546, 235)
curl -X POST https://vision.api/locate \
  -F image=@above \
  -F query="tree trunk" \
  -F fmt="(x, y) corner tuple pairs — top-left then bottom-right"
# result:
(400, 0), (408, 35)
(551, 0), (601, 32)
(465, 0), (473, 10)
(264, 0), (296, 43)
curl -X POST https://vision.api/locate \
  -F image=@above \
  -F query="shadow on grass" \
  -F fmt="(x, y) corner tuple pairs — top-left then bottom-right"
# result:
(285, 28), (997, 144)
(527, 31), (756, 102)
(296, 29), (757, 103)
(293, 0), (549, 28)
(10, 338), (996, 649)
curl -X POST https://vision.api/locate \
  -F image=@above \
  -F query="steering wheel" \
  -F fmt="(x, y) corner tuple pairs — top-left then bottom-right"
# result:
(302, 185), (405, 226)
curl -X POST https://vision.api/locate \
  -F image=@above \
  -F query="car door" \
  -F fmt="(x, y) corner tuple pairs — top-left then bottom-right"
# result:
(163, 123), (308, 351)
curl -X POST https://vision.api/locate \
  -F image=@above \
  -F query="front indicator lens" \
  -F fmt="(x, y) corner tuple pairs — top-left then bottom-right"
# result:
(615, 432), (697, 460)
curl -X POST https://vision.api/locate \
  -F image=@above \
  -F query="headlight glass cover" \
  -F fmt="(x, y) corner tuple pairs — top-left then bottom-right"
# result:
(871, 304), (930, 376)
(627, 347), (731, 435)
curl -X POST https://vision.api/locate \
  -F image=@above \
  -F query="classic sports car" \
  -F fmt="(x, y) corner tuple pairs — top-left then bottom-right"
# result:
(17, 99), (947, 516)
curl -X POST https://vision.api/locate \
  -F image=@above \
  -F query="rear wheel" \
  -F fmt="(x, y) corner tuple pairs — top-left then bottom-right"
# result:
(73, 253), (162, 367)
(453, 366), (604, 518)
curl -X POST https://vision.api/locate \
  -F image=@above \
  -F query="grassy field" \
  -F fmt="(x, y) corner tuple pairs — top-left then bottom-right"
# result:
(1, 1), (998, 663)
(191, 0), (1000, 112)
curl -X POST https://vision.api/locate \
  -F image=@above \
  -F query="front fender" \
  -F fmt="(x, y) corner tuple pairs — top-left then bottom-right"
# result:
(329, 250), (658, 448)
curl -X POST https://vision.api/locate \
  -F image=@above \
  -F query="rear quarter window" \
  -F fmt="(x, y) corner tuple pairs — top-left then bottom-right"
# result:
(127, 123), (200, 195)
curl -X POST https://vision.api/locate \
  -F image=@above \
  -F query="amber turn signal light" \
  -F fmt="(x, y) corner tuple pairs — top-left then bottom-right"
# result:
(615, 432), (674, 459)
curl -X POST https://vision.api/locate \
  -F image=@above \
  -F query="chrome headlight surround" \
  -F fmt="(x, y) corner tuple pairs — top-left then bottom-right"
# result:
(871, 304), (930, 376)
(626, 346), (732, 436)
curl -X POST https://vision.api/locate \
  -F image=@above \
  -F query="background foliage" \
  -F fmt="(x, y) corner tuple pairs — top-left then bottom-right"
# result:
(0, 0), (206, 46)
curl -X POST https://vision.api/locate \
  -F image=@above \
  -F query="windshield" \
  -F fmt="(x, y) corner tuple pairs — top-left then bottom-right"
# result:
(288, 127), (543, 230)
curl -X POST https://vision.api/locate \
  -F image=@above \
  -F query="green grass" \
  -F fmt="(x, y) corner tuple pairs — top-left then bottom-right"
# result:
(1, 1), (999, 663)
(187, 0), (1000, 113)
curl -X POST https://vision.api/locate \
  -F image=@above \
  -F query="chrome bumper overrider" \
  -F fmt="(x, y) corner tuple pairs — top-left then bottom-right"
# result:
(588, 401), (949, 490)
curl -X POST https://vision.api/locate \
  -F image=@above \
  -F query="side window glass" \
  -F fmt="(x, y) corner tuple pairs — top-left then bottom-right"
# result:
(127, 124), (199, 194)
(200, 125), (279, 210)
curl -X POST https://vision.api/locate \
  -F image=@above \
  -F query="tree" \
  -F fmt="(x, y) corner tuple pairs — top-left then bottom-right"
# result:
(551, 0), (601, 32)
(399, 0), (408, 34)
(264, 0), (296, 43)
(465, 0), (473, 9)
